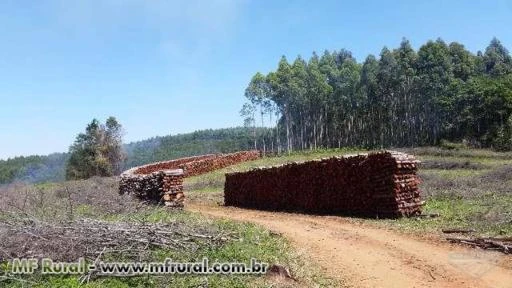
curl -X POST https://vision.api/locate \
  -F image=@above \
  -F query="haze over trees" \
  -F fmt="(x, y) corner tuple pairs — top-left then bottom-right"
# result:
(241, 38), (512, 152)
(65, 117), (126, 180)
(0, 127), (270, 184)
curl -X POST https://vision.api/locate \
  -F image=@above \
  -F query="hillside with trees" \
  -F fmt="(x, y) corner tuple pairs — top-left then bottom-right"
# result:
(124, 127), (272, 168)
(0, 127), (271, 184)
(241, 38), (512, 152)
(0, 153), (68, 184)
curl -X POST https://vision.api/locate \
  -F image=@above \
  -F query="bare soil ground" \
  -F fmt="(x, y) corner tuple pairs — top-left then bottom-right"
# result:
(187, 203), (512, 288)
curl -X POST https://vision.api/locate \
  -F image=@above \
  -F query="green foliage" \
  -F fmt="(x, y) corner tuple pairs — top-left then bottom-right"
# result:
(453, 75), (512, 146)
(0, 127), (273, 184)
(483, 37), (512, 77)
(124, 127), (273, 169)
(243, 38), (512, 151)
(66, 117), (126, 180)
(0, 153), (68, 184)
(494, 114), (512, 151)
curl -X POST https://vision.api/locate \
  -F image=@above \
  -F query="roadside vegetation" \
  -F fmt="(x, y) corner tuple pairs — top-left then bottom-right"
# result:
(0, 177), (338, 288)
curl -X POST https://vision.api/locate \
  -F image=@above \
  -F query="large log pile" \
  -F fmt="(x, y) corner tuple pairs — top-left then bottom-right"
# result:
(224, 151), (422, 218)
(119, 151), (260, 206)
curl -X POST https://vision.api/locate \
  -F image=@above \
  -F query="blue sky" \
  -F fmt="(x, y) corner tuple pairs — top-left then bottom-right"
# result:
(0, 0), (511, 159)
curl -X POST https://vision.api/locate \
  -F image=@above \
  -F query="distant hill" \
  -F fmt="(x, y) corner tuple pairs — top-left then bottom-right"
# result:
(0, 153), (69, 184)
(0, 127), (271, 184)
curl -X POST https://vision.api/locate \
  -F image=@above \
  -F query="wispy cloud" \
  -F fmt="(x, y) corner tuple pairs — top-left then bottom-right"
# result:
(50, 0), (248, 84)
(51, 0), (246, 39)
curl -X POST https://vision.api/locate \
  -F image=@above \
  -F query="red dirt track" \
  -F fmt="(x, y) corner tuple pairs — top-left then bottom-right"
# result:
(188, 204), (512, 288)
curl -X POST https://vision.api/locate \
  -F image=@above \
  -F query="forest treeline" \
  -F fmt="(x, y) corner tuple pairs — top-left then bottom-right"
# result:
(241, 38), (512, 152)
(0, 127), (270, 184)
(3, 38), (512, 184)
(124, 127), (271, 168)
(0, 153), (68, 184)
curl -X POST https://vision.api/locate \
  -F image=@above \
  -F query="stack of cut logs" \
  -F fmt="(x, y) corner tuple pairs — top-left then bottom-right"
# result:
(119, 169), (184, 207)
(180, 151), (261, 177)
(224, 151), (422, 218)
(119, 151), (260, 207)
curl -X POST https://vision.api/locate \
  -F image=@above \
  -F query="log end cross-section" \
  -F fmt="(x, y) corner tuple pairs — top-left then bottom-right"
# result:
(119, 151), (261, 207)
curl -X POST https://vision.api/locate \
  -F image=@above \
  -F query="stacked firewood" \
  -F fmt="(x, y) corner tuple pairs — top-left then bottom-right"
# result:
(180, 151), (261, 177)
(131, 151), (260, 177)
(119, 151), (261, 206)
(119, 169), (184, 207)
(133, 154), (216, 175)
(224, 151), (422, 218)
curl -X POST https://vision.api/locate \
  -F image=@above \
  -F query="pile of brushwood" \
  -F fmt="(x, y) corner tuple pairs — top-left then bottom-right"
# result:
(0, 215), (232, 281)
(445, 233), (512, 254)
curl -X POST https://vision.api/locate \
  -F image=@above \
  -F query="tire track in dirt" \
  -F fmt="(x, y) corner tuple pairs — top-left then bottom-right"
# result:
(187, 204), (512, 288)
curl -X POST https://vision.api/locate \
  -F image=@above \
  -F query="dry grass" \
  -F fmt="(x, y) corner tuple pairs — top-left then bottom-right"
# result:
(420, 159), (488, 170)
(0, 177), (338, 287)
(0, 177), (142, 222)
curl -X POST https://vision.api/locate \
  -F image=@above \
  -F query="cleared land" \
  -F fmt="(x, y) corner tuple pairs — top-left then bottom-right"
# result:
(0, 177), (337, 287)
(1, 147), (511, 287)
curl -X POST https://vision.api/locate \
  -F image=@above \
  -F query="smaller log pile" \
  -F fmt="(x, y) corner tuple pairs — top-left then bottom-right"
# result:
(119, 169), (184, 207)
(224, 151), (422, 218)
(119, 150), (261, 207)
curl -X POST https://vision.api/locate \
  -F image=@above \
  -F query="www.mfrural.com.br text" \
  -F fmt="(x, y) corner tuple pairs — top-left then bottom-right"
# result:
(9, 258), (268, 276)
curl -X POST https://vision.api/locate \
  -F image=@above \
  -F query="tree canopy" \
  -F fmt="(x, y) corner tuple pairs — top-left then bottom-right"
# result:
(241, 38), (512, 151)
(65, 117), (126, 180)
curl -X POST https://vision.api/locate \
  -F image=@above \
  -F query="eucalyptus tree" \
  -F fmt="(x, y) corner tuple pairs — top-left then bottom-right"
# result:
(360, 55), (380, 147)
(307, 52), (333, 149)
(245, 72), (272, 152)
(290, 56), (309, 149)
(376, 47), (399, 147)
(268, 56), (294, 152)
(416, 39), (453, 144)
(240, 102), (257, 149)
(483, 38), (512, 77)
(318, 50), (338, 146)
(393, 38), (418, 146)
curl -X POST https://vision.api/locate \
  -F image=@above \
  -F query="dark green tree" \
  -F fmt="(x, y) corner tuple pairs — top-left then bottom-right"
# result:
(66, 117), (126, 180)
(483, 38), (512, 77)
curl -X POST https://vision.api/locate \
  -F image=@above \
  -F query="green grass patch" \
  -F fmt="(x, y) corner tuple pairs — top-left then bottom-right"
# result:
(420, 169), (489, 179)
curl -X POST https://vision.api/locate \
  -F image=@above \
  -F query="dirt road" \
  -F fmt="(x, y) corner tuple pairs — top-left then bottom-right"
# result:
(187, 204), (512, 288)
